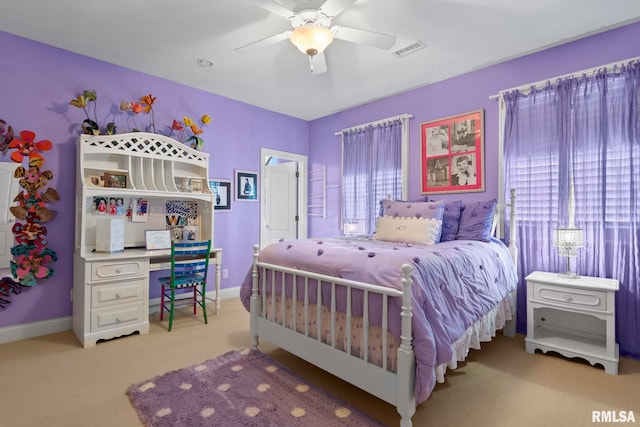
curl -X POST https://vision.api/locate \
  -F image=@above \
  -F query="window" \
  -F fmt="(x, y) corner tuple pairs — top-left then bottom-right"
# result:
(340, 116), (410, 235)
(501, 60), (640, 359)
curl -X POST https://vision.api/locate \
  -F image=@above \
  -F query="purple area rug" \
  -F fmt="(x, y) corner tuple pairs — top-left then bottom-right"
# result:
(127, 348), (384, 426)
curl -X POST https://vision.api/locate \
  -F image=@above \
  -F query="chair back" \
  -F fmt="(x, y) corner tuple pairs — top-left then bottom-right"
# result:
(170, 240), (212, 284)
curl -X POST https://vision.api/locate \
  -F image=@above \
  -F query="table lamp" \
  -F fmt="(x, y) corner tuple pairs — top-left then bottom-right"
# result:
(553, 228), (583, 278)
(343, 221), (358, 237)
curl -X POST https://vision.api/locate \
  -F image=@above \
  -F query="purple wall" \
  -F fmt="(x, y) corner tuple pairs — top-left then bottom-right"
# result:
(308, 22), (640, 237)
(2, 22), (640, 332)
(0, 31), (309, 327)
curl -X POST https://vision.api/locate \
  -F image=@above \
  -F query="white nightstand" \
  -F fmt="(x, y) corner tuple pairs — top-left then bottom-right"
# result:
(525, 271), (619, 374)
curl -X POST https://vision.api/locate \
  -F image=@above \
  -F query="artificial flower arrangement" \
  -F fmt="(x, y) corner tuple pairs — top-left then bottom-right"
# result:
(69, 90), (212, 150)
(69, 90), (116, 135)
(0, 119), (59, 307)
(168, 114), (212, 150)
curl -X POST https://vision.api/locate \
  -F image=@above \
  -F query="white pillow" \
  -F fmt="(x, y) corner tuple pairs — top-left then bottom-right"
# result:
(373, 216), (442, 245)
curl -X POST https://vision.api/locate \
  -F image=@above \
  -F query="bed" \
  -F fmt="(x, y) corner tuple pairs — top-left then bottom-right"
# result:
(239, 190), (518, 427)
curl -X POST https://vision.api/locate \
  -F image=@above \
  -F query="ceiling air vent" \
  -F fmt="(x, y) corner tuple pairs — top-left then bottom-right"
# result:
(392, 41), (426, 58)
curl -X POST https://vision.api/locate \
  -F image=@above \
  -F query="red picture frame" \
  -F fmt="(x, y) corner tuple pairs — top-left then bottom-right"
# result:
(420, 109), (484, 194)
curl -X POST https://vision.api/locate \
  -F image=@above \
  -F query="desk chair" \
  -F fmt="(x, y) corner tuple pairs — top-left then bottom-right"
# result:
(159, 240), (212, 331)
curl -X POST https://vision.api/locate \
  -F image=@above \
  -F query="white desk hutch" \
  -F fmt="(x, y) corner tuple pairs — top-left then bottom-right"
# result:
(73, 132), (220, 347)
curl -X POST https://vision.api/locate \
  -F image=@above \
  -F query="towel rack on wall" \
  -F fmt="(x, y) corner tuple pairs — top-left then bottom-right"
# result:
(308, 165), (340, 219)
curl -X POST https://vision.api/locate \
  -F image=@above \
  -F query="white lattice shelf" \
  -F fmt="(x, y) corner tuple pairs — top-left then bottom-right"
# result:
(78, 132), (210, 193)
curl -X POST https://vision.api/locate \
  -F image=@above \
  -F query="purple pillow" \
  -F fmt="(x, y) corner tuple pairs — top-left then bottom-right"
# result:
(439, 200), (464, 242)
(455, 199), (497, 242)
(381, 199), (445, 221)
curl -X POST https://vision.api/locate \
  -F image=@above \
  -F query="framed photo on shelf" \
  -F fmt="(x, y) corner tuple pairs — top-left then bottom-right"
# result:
(102, 172), (127, 189)
(85, 175), (101, 187)
(190, 178), (203, 193)
(235, 169), (258, 201)
(209, 178), (232, 211)
(420, 109), (484, 194)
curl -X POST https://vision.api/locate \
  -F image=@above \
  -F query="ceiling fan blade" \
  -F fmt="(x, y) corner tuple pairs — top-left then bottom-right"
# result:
(319, 0), (356, 18)
(309, 51), (327, 75)
(332, 25), (397, 50)
(250, 0), (295, 18)
(234, 31), (292, 54)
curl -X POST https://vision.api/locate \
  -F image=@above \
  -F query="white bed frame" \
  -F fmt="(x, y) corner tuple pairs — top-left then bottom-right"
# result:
(250, 190), (517, 427)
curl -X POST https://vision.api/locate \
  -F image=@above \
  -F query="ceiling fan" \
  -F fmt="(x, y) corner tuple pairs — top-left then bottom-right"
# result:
(235, 0), (397, 75)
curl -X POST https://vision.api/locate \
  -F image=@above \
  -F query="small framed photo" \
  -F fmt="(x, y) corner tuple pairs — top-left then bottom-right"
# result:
(209, 178), (232, 211)
(190, 178), (203, 193)
(86, 175), (101, 187)
(235, 169), (258, 201)
(182, 225), (199, 241)
(103, 172), (127, 189)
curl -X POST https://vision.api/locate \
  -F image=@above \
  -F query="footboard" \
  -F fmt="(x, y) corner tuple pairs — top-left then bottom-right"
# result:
(250, 244), (417, 426)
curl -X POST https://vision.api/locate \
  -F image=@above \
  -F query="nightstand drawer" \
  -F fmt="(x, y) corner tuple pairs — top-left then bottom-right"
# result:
(91, 260), (146, 281)
(533, 282), (607, 311)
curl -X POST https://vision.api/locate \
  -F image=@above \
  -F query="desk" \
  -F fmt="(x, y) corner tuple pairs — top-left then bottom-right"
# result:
(72, 248), (222, 348)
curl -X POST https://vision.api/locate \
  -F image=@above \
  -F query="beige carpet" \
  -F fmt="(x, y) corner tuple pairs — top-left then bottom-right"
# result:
(0, 297), (638, 427)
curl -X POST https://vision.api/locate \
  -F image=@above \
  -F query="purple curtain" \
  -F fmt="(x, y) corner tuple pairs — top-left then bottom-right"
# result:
(503, 61), (640, 359)
(342, 119), (402, 234)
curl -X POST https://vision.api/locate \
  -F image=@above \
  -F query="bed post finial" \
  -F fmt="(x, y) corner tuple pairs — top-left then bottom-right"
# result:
(250, 244), (261, 349)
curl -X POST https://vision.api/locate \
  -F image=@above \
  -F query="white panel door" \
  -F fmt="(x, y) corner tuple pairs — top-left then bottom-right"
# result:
(264, 161), (298, 246)
(0, 162), (19, 268)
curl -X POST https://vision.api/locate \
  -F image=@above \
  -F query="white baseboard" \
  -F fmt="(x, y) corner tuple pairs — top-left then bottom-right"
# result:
(0, 286), (242, 345)
(0, 316), (72, 345)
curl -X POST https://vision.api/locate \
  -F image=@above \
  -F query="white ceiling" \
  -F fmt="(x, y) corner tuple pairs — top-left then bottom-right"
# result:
(2, 0), (640, 121)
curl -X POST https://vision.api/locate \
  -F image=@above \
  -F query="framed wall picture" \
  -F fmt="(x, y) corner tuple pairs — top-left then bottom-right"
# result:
(209, 178), (232, 211)
(420, 109), (484, 194)
(235, 169), (258, 201)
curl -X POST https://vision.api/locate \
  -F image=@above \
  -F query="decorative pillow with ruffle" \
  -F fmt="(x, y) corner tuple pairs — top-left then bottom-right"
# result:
(373, 216), (442, 245)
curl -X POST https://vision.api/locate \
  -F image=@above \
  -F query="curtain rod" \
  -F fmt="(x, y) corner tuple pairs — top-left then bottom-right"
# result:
(489, 55), (640, 100)
(335, 113), (413, 135)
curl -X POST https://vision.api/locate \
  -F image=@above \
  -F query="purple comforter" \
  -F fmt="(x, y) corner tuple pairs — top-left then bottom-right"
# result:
(240, 236), (517, 403)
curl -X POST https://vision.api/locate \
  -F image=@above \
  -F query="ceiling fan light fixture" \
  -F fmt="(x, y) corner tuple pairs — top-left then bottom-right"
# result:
(290, 25), (334, 57)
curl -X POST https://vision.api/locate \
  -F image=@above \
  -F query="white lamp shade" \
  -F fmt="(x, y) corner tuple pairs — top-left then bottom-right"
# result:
(290, 25), (334, 56)
(343, 222), (358, 236)
(553, 228), (584, 257)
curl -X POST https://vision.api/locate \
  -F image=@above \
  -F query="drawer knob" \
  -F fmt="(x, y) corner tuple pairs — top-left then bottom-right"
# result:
(116, 267), (123, 274)
(563, 294), (572, 301)
(116, 316), (123, 323)
(115, 292), (123, 299)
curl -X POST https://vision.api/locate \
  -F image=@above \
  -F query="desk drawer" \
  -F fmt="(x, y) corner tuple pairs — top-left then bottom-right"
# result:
(91, 280), (145, 308)
(91, 301), (145, 332)
(532, 282), (607, 311)
(91, 260), (146, 282)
